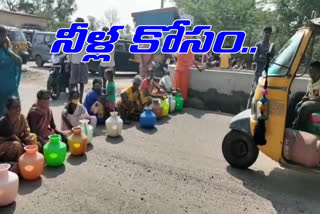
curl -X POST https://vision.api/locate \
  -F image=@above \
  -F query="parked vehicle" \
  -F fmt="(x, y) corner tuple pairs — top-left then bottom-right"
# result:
(222, 16), (320, 174)
(47, 53), (69, 100)
(22, 29), (38, 60)
(2, 25), (29, 64)
(32, 31), (56, 67)
(88, 39), (139, 74)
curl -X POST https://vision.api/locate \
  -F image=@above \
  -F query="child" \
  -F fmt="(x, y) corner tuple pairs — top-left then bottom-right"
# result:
(105, 69), (116, 112)
(61, 90), (97, 131)
(84, 78), (105, 125)
(293, 61), (320, 130)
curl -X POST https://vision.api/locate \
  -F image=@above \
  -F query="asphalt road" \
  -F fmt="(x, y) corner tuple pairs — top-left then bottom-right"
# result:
(1, 62), (319, 214)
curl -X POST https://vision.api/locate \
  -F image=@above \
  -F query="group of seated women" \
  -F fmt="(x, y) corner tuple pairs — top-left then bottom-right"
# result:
(0, 73), (172, 173)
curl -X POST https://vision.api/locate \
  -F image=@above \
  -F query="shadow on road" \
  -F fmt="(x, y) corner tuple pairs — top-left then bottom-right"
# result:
(50, 94), (68, 107)
(87, 143), (94, 152)
(0, 202), (16, 214)
(28, 65), (51, 71)
(43, 165), (66, 179)
(184, 107), (233, 119)
(123, 122), (137, 130)
(94, 126), (107, 136)
(18, 177), (43, 195)
(156, 116), (172, 126)
(67, 154), (87, 165)
(135, 124), (158, 135)
(106, 136), (124, 144)
(227, 166), (320, 213)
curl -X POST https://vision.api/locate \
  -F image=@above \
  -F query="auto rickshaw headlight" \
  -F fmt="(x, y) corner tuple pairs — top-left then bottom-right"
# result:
(256, 98), (270, 120)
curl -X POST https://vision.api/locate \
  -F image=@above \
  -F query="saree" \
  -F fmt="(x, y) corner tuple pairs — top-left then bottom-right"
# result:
(27, 103), (55, 140)
(174, 51), (194, 101)
(117, 86), (145, 120)
(0, 48), (21, 117)
(139, 44), (154, 79)
(0, 114), (31, 172)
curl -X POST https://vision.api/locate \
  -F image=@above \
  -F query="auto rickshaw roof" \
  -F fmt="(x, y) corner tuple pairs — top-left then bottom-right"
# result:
(310, 18), (320, 27)
(0, 24), (20, 31)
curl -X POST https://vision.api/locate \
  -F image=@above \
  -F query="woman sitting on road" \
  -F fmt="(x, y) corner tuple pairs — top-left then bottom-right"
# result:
(0, 97), (34, 173)
(84, 78), (106, 125)
(27, 90), (69, 145)
(117, 75), (150, 124)
(61, 90), (97, 131)
(140, 74), (167, 102)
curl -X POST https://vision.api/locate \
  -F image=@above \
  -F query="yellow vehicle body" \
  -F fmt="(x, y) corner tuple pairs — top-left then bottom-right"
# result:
(4, 25), (29, 64)
(222, 17), (320, 172)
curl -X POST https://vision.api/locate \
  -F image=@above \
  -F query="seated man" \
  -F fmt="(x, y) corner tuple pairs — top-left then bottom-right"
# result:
(27, 90), (69, 145)
(293, 61), (320, 130)
(117, 75), (150, 124)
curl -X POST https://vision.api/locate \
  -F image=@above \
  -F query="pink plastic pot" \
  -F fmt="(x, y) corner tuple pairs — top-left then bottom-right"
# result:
(0, 164), (19, 207)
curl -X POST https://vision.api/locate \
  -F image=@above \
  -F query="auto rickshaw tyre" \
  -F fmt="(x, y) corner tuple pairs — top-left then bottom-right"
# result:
(222, 130), (259, 169)
(22, 57), (28, 64)
(36, 55), (44, 67)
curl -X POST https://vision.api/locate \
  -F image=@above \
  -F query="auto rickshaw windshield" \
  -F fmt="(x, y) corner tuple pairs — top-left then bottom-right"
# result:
(268, 31), (305, 76)
(7, 30), (27, 42)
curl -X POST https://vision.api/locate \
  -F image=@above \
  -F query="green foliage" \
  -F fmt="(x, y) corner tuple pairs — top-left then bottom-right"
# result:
(1, 0), (77, 31)
(173, 0), (320, 63)
(87, 15), (101, 31)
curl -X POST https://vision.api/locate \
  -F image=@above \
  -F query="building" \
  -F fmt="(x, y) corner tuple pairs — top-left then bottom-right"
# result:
(131, 7), (180, 26)
(0, 9), (49, 30)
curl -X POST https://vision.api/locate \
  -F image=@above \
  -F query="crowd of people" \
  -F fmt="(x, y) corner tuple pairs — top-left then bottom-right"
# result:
(2, 15), (320, 174)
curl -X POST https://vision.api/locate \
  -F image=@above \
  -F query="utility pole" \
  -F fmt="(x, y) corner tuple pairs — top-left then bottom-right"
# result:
(161, 0), (164, 8)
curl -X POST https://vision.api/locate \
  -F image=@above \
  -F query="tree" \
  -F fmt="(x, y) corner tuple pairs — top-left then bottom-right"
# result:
(103, 8), (120, 27)
(125, 25), (132, 35)
(0, 0), (20, 11)
(172, 0), (320, 63)
(87, 15), (101, 31)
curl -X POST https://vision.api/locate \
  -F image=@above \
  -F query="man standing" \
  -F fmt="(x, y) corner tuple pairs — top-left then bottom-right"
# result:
(99, 27), (115, 89)
(253, 26), (274, 83)
(247, 26), (275, 109)
(68, 17), (88, 103)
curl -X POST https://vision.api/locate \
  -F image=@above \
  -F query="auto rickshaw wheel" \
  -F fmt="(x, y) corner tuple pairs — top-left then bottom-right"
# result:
(222, 130), (259, 169)
(22, 57), (28, 64)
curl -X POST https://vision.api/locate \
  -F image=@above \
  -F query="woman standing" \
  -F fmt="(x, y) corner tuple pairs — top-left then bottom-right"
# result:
(0, 26), (22, 117)
(174, 46), (195, 102)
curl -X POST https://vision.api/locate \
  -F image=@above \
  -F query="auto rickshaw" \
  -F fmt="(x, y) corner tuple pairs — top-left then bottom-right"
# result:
(222, 15), (320, 173)
(4, 25), (29, 64)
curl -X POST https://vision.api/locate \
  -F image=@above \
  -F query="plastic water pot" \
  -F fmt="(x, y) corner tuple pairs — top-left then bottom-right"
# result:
(44, 134), (67, 167)
(105, 112), (123, 137)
